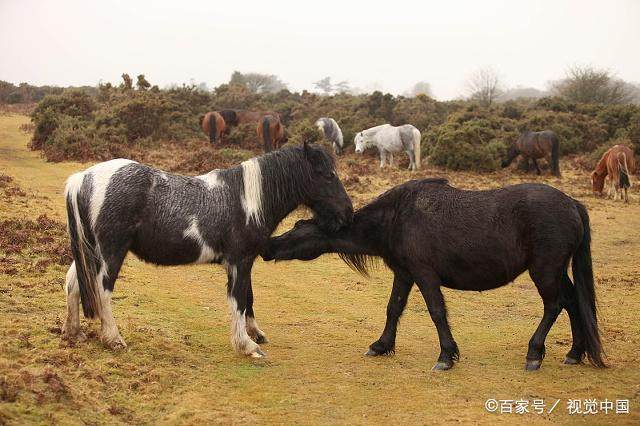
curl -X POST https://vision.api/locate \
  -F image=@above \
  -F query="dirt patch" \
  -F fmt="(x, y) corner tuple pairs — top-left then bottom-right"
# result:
(0, 214), (71, 274)
(0, 174), (27, 199)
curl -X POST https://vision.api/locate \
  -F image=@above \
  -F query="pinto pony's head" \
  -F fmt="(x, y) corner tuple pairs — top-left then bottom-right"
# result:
(300, 143), (353, 232)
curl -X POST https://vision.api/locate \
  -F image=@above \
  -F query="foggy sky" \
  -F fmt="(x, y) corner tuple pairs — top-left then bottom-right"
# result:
(1, 0), (638, 99)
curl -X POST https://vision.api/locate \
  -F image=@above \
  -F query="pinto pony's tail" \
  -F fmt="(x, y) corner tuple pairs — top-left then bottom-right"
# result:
(412, 128), (421, 170)
(262, 116), (272, 152)
(572, 201), (605, 368)
(551, 135), (560, 176)
(619, 152), (631, 189)
(65, 173), (102, 319)
(208, 113), (217, 144)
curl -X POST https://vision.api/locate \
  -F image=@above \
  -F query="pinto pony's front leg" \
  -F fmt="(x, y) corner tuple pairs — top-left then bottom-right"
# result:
(226, 261), (265, 358)
(246, 283), (268, 344)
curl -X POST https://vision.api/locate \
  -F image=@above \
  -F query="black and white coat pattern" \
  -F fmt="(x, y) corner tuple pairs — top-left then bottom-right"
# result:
(61, 144), (353, 358)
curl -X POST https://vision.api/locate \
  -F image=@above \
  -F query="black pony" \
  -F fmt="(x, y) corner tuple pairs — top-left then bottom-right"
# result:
(62, 143), (353, 358)
(502, 130), (561, 176)
(264, 179), (605, 371)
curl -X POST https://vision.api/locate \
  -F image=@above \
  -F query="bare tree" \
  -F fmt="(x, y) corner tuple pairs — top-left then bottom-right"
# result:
(405, 81), (433, 97)
(466, 67), (503, 106)
(229, 71), (287, 94)
(551, 65), (634, 104)
(334, 80), (352, 94)
(313, 77), (333, 94)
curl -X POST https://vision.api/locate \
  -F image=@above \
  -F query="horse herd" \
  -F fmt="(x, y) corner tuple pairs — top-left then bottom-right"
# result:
(58, 108), (637, 375)
(201, 109), (637, 201)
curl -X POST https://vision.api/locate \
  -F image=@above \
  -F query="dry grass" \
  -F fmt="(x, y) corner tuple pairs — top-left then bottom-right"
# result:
(0, 114), (639, 424)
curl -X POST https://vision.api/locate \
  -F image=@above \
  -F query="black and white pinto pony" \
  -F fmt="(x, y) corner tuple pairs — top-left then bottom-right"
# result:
(315, 117), (344, 155)
(61, 143), (353, 358)
(264, 179), (605, 371)
(354, 124), (421, 170)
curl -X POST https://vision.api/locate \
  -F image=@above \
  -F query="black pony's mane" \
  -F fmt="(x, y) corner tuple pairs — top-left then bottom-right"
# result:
(338, 178), (448, 277)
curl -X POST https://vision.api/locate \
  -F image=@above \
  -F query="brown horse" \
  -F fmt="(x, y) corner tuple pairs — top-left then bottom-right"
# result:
(201, 111), (226, 144)
(502, 130), (560, 176)
(591, 144), (636, 202)
(235, 110), (281, 125)
(257, 115), (286, 152)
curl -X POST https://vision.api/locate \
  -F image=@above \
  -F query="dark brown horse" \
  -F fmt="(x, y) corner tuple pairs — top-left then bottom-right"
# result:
(503, 130), (560, 176)
(591, 144), (636, 202)
(257, 115), (286, 152)
(201, 111), (226, 144)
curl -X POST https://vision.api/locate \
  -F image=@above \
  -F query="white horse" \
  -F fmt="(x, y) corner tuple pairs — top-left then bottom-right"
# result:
(315, 117), (344, 155)
(354, 124), (421, 170)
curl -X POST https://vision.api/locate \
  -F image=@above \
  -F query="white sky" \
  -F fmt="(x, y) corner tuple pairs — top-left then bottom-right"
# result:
(1, 0), (638, 99)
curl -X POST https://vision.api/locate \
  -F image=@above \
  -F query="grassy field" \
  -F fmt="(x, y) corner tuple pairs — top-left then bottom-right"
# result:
(1, 113), (639, 425)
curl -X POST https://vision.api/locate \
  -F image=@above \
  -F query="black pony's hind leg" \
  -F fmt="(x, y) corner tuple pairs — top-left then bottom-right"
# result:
(366, 272), (413, 356)
(245, 283), (268, 344)
(414, 270), (459, 371)
(560, 273), (586, 364)
(526, 266), (563, 370)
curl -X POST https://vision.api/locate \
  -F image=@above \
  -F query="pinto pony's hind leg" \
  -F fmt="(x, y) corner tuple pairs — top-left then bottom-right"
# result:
(62, 262), (86, 342)
(98, 248), (130, 349)
(366, 273), (412, 356)
(227, 261), (264, 358)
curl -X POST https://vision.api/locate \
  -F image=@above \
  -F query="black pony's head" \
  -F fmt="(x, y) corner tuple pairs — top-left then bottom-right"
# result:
(301, 143), (353, 232)
(262, 219), (327, 262)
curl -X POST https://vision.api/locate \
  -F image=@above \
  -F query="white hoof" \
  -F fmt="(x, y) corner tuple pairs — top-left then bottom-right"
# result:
(249, 347), (266, 358)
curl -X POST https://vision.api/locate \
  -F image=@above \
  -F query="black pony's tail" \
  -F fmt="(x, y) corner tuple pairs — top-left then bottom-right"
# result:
(619, 153), (631, 189)
(209, 113), (217, 144)
(551, 136), (560, 176)
(572, 201), (605, 367)
(262, 117), (272, 152)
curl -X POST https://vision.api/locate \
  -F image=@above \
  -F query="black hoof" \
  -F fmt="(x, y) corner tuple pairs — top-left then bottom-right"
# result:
(525, 359), (542, 371)
(365, 340), (394, 357)
(563, 356), (581, 365)
(432, 361), (453, 371)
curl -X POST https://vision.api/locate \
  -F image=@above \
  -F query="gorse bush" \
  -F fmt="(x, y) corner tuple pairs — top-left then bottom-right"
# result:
(27, 74), (640, 171)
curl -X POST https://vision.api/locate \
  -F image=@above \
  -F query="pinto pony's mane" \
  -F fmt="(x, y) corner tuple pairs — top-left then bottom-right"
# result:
(257, 144), (336, 220)
(338, 178), (448, 276)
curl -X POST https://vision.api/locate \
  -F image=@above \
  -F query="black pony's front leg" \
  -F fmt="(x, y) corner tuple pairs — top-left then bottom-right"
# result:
(226, 259), (265, 358)
(246, 283), (268, 344)
(366, 272), (413, 356)
(414, 270), (459, 371)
